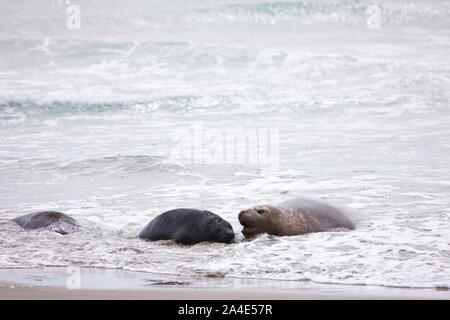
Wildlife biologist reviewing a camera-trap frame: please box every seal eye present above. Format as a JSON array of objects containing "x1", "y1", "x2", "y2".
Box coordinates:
[{"x1": 257, "y1": 209, "x2": 265, "y2": 215}]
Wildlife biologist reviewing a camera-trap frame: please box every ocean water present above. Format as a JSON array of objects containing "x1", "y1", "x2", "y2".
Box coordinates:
[{"x1": 1, "y1": 0, "x2": 450, "y2": 290}]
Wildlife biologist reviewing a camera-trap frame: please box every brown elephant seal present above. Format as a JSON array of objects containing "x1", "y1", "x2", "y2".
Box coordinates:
[
  {"x1": 12, "y1": 211, "x2": 80, "y2": 235},
  {"x1": 238, "y1": 197, "x2": 355, "y2": 238}
]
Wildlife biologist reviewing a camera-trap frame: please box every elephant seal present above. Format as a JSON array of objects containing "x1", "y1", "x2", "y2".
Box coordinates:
[
  {"x1": 238, "y1": 197, "x2": 355, "y2": 238},
  {"x1": 12, "y1": 211, "x2": 80, "y2": 235},
  {"x1": 139, "y1": 208, "x2": 235, "y2": 245}
]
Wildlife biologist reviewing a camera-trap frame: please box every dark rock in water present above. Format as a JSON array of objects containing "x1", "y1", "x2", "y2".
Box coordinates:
[
  {"x1": 12, "y1": 211, "x2": 80, "y2": 235},
  {"x1": 139, "y1": 208, "x2": 235, "y2": 245}
]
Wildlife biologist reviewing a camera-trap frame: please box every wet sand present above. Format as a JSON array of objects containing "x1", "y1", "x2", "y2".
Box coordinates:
[
  {"x1": 0, "y1": 281, "x2": 347, "y2": 300},
  {"x1": 0, "y1": 281, "x2": 433, "y2": 300},
  {"x1": 0, "y1": 267, "x2": 448, "y2": 300}
]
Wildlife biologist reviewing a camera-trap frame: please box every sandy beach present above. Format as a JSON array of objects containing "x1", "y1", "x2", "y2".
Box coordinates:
[
  {"x1": 0, "y1": 267, "x2": 448, "y2": 300},
  {"x1": 0, "y1": 281, "x2": 367, "y2": 300},
  {"x1": 2, "y1": 281, "x2": 446, "y2": 300}
]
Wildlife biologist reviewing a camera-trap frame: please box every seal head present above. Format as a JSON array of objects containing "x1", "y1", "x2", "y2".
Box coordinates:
[
  {"x1": 238, "y1": 205, "x2": 282, "y2": 238},
  {"x1": 202, "y1": 214, "x2": 235, "y2": 244}
]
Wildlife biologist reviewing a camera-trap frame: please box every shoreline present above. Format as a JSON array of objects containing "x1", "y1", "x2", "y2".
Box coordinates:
[
  {"x1": 1, "y1": 280, "x2": 447, "y2": 300},
  {"x1": 0, "y1": 267, "x2": 448, "y2": 300},
  {"x1": 0, "y1": 281, "x2": 371, "y2": 300}
]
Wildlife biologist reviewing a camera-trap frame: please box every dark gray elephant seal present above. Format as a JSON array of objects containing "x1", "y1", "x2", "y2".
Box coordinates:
[
  {"x1": 139, "y1": 208, "x2": 235, "y2": 245},
  {"x1": 12, "y1": 211, "x2": 80, "y2": 235},
  {"x1": 238, "y1": 197, "x2": 355, "y2": 238}
]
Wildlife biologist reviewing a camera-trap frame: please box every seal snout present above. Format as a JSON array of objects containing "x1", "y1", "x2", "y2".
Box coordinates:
[
  {"x1": 223, "y1": 229, "x2": 236, "y2": 243},
  {"x1": 238, "y1": 210, "x2": 250, "y2": 226},
  {"x1": 238, "y1": 209, "x2": 260, "y2": 238},
  {"x1": 238, "y1": 209, "x2": 252, "y2": 220}
]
